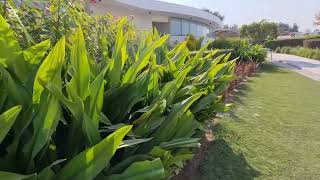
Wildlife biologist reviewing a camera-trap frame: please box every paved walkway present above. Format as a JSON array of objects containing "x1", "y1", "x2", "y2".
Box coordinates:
[{"x1": 269, "y1": 53, "x2": 320, "y2": 81}]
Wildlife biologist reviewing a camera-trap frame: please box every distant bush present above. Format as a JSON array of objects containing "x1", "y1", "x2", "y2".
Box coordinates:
[
  {"x1": 276, "y1": 46, "x2": 320, "y2": 60},
  {"x1": 209, "y1": 38, "x2": 267, "y2": 62},
  {"x1": 303, "y1": 39, "x2": 320, "y2": 49}
]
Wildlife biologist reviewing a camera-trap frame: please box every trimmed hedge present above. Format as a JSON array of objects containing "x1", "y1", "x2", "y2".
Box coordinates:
[
  {"x1": 264, "y1": 39, "x2": 304, "y2": 50},
  {"x1": 265, "y1": 35, "x2": 320, "y2": 50},
  {"x1": 303, "y1": 39, "x2": 320, "y2": 49}
]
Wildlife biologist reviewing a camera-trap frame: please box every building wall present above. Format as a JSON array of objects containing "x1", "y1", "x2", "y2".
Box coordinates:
[
  {"x1": 89, "y1": 1, "x2": 219, "y2": 45},
  {"x1": 153, "y1": 22, "x2": 170, "y2": 34},
  {"x1": 91, "y1": 3, "x2": 154, "y2": 30}
]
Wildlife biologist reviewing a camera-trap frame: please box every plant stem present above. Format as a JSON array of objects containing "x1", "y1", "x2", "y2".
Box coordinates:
[{"x1": 4, "y1": 0, "x2": 7, "y2": 18}]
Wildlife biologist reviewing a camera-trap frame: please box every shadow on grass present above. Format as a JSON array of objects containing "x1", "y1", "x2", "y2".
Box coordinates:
[
  {"x1": 200, "y1": 125, "x2": 261, "y2": 180},
  {"x1": 261, "y1": 63, "x2": 288, "y2": 74}
]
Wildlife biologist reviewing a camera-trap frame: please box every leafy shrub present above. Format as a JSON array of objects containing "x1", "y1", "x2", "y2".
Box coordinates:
[
  {"x1": 0, "y1": 2, "x2": 236, "y2": 179},
  {"x1": 276, "y1": 46, "x2": 320, "y2": 60},
  {"x1": 275, "y1": 47, "x2": 281, "y2": 53},
  {"x1": 4, "y1": 1, "x2": 116, "y2": 62},
  {"x1": 185, "y1": 35, "x2": 204, "y2": 51},
  {"x1": 303, "y1": 39, "x2": 320, "y2": 49},
  {"x1": 249, "y1": 44, "x2": 268, "y2": 62},
  {"x1": 282, "y1": 47, "x2": 292, "y2": 54},
  {"x1": 209, "y1": 38, "x2": 267, "y2": 62}
]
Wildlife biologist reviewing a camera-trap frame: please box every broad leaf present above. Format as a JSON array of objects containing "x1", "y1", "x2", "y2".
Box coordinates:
[
  {"x1": 106, "y1": 159, "x2": 165, "y2": 180},
  {"x1": 153, "y1": 93, "x2": 203, "y2": 143},
  {"x1": 122, "y1": 35, "x2": 169, "y2": 84},
  {"x1": 23, "y1": 40, "x2": 51, "y2": 65},
  {"x1": 0, "y1": 171, "x2": 36, "y2": 180},
  {"x1": 0, "y1": 105, "x2": 22, "y2": 143},
  {"x1": 33, "y1": 37, "x2": 66, "y2": 103},
  {"x1": 54, "y1": 125, "x2": 132, "y2": 180},
  {"x1": 0, "y1": 14, "x2": 21, "y2": 67},
  {"x1": 69, "y1": 27, "x2": 91, "y2": 100}
]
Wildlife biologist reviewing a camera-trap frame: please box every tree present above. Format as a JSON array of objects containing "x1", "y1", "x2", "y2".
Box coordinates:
[
  {"x1": 202, "y1": 8, "x2": 224, "y2": 21},
  {"x1": 290, "y1": 23, "x2": 299, "y2": 32},
  {"x1": 240, "y1": 20, "x2": 278, "y2": 43},
  {"x1": 315, "y1": 12, "x2": 320, "y2": 26},
  {"x1": 231, "y1": 24, "x2": 238, "y2": 30},
  {"x1": 277, "y1": 23, "x2": 299, "y2": 33},
  {"x1": 278, "y1": 22, "x2": 290, "y2": 33},
  {"x1": 223, "y1": 24, "x2": 238, "y2": 30}
]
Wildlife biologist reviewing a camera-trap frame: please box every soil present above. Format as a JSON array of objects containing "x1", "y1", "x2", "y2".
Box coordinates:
[{"x1": 173, "y1": 125, "x2": 215, "y2": 180}]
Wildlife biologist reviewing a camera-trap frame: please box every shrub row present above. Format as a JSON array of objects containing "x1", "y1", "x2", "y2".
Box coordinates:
[
  {"x1": 303, "y1": 39, "x2": 320, "y2": 49},
  {"x1": 265, "y1": 35, "x2": 320, "y2": 50},
  {"x1": 264, "y1": 39, "x2": 304, "y2": 50},
  {"x1": 275, "y1": 46, "x2": 320, "y2": 60},
  {"x1": 0, "y1": 1, "x2": 236, "y2": 179},
  {"x1": 209, "y1": 38, "x2": 268, "y2": 63}
]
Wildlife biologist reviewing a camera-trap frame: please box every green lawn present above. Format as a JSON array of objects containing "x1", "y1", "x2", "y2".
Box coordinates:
[{"x1": 200, "y1": 64, "x2": 320, "y2": 180}]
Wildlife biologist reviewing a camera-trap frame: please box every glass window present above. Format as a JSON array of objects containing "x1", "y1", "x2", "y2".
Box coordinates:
[
  {"x1": 170, "y1": 18, "x2": 182, "y2": 36},
  {"x1": 196, "y1": 24, "x2": 204, "y2": 37},
  {"x1": 189, "y1": 22, "x2": 197, "y2": 36},
  {"x1": 182, "y1": 20, "x2": 190, "y2": 35}
]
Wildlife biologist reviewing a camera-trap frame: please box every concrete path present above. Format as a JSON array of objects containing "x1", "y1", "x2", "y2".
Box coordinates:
[{"x1": 269, "y1": 53, "x2": 320, "y2": 81}]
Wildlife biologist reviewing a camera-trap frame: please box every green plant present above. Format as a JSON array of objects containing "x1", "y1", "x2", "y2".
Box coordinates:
[
  {"x1": 209, "y1": 38, "x2": 267, "y2": 62},
  {"x1": 275, "y1": 47, "x2": 281, "y2": 53},
  {"x1": 0, "y1": 2, "x2": 236, "y2": 178},
  {"x1": 276, "y1": 46, "x2": 320, "y2": 60},
  {"x1": 185, "y1": 35, "x2": 204, "y2": 51},
  {"x1": 4, "y1": 0, "x2": 115, "y2": 62},
  {"x1": 240, "y1": 20, "x2": 278, "y2": 43}
]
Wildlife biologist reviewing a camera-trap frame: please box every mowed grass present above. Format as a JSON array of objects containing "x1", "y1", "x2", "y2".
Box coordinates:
[{"x1": 200, "y1": 64, "x2": 320, "y2": 180}]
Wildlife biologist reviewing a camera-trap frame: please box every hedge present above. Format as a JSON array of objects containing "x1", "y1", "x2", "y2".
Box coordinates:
[
  {"x1": 265, "y1": 35, "x2": 320, "y2": 50},
  {"x1": 264, "y1": 39, "x2": 304, "y2": 50},
  {"x1": 303, "y1": 39, "x2": 320, "y2": 49}
]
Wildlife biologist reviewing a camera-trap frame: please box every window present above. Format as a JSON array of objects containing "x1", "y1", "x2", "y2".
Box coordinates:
[
  {"x1": 170, "y1": 18, "x2": 213, "y2": 37},
  {"x1": 196, "y1": 24, "x2": 204, "y2": 37},
  {"x1": 189, "y1": 22, "x2": 197, "y2": 35},
  {"x1": 170, "y1": 18, "x2": 182, "y2": 36},
  {"x1": 182, "y1": 20, "x2": 190, "y2": 35}
]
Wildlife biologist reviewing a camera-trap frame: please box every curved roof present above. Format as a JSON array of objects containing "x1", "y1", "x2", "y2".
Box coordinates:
[{"x1": 97, "y1": 0, "x2": 222, "y2": 28}]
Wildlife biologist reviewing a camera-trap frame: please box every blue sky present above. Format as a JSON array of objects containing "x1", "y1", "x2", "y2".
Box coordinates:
[{"x1": 159, "y1": 0, "x2": 320, "y2": 32}]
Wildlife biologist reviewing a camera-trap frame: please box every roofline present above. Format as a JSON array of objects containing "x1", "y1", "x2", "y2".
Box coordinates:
[{"x1": 96, "y1": 0, "x2": 223, "y2": 28}]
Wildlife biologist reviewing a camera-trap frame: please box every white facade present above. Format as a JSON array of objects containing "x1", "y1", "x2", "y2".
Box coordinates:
[{"x1": 88, "y1": 0, "x2": 222, "y2": 45}]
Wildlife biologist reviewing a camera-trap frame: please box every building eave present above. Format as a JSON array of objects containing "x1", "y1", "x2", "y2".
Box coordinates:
[{"x1": 95, "y1": 0, "x2": 222, "y2": 28}]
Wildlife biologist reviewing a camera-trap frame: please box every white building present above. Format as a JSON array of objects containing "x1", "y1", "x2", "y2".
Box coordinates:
[{"x1": 87, "y1": 0, "x2": 222, "y2": 45}]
